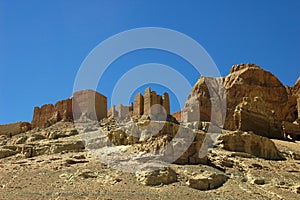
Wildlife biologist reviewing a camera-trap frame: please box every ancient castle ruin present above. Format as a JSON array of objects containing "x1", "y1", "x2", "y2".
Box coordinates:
[
  {"x1": 72, "y1": 89, "x2": 107, "y2": 121},
  {"x1": 1, "y1": 64, "x2": 299, "y2": 141},
  {"x1": 108, "y1": 87, "x2": 170, "y2": 120},
  {"x1": 31, "y1": 90, "x2": 107, "y2": 128}
]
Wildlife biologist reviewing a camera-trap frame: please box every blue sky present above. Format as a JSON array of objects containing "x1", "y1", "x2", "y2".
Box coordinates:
[{"x1": 0, "y1": 0, "x2": 300, "y2": 124}]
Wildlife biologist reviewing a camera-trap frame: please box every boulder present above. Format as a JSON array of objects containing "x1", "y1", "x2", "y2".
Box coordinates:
[
  {"x1": 48, "y1": 129, "x2": 78, "y2": 139},
  {"x1": 171, "y1": 165, "x2": 228, "y2": 190},
  {"x1": 135, "y1": 163, "x2": 177, "y2": 186},
  {"x1": 186, "y1": 172, "x2": 228, "y2": 190},
  {"x1": 50, "y1": 140, "x2": 85, "y2": 154}
]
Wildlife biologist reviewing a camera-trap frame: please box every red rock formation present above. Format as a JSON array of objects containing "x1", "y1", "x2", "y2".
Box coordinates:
[
  {"x1": 184, "y1": 64, "x2": 298, "y2": 139},
  {"x1": 31, "y1": 99, "x2": 72, "y2": 128},
  {"x1": 172, "y1": 110, "x2": 183, "y2": 122},
  {"x1": 224, "y1": 64, "x2": 296, "y2": 129}
]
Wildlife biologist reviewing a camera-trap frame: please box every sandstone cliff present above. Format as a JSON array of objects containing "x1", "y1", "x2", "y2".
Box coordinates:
[{"x1": 183, "y1": 64, "x2": 299, "y2": 140}]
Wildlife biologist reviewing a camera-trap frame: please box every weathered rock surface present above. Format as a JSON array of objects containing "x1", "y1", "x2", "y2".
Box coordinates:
[
  {"x1": 292, "y1": 77, "x2": 300, "y2": 96},
  {"x1": 282, "y1": 121, "x2": 300, "y2": 140},
  {"x1": 0, "y1": 122, "x2": 31, "y2": 136},
  {"x1": 47, "y1": 129, "x2": 78, "y2": 139},
  {"x1": 233, "y1": 97, "x2": 283, "y2": 139},
  {"x1": 217, "y1": 131, "x2": 284, "y2": 160},
  {"x1": 135, "y1": 164, "x2": 177, "y2": 186},
  {"x1": 0, "y1": 147, "x2": 17, "y2": 158},
  {"x1": 183, "y1": 64, "x2": 298, "y2": 140},
  {"x1": 171, "y1": 165, "x2": 228, "y2": 190},
  {"x1": 186, "y1": 172, "x2": 228, "y2": 190}
]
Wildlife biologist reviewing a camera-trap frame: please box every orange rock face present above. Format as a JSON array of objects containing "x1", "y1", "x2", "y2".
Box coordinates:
[
  {"x1": 172, "y1": 110, "x2": 183, "y2": 122},
  {"x1": 223, "y1": 64, "x2": 297, "y2": 129},
  {"x1": 31, "y1": 99, "x2": 72, "y2": 128},
  {"x1": 184, "y1": 64, "x2": 298, "y2": 139}
]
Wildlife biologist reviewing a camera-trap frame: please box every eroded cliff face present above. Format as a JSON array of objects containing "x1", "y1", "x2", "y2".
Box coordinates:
[
  {"x1": 224, "y1": 64, "x2": 297, "y2": 129},
  {"x1": 183, "y1": 64, "x2": 299, "y2": 139}
]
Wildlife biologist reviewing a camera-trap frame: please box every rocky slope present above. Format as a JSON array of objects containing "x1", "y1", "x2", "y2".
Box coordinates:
[
  {"x1": 0, "y1": 64, "x2": 299, "y2": 199},
  {"x1": 0, "y1": 118, "x2": 299, "y2": 199}
]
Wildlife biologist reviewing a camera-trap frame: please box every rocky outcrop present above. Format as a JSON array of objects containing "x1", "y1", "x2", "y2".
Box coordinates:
[
  {"x1": 0, "y1": 147, "x2": 17, "y2": 158},
  {"x1": 233, "y1": 97, "x2": 283, "y2": 139},
  {"x1": 282, "y1": 121, "x2": 300, "y2": 141},
  {"x1": 172, "y1": 165, "x2": 228, "y2": 190},
  {"x1": 225, "y1": 64, "x2": 297, "y2": 128},
  {"x1": 135, "y1": 164, "x2": 177, "y2": 186},
  {"x1": 186, "y1": 171, "x2": 228, "y2": 190},
  {"x1": 183, "y1": 64, "x2": 298, "y2": 139},
  {"x1": 217, "y1": 131, "x2": 284, "y2": 160},
  {"x1": 292, "y1": 77, "x2": 300, "y2": 96},
  {"x1": 172, "y1": 110, "x2": 183, "y2": 122},
  {"x1": 0, "y1": 122, "x2": 31, "y2": 136}
]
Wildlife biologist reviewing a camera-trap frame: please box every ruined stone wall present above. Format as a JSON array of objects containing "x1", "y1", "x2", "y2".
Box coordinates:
[
  {"x1": 163, "y1": 93, "x2": 170, "y2": 115},
  {"x1": 132, "y1": 88, "x2": 171, "y2": 118},
  {"x1": 55, "y1": 99, "x2": 73, "y2": 121},
  {"x1": 32, "y1": 90, "x2": 107, "y2": 128},
  {"x1": 31, "y1": 99, "x2": 73, "y2": 128},
  {"x1": 143, "y1": 88, "x2": 151, "y2": 115},
  {"x1": 108, "y1": 105, "x2": 117, "y2": 118},
  {"x1": 133, "y1": 93, "x2": 144, "y2": 116},
  {"x1": 73, "y1": 90, "x2": 107, "y2": 121},
  {"x1": 118, "y1": 104, "x2": 130, "y2": 119}
]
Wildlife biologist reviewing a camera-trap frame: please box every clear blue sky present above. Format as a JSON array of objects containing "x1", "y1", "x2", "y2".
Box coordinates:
[{"x1": 0, "y1": 0, "x2": 300, "y2": 124}]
